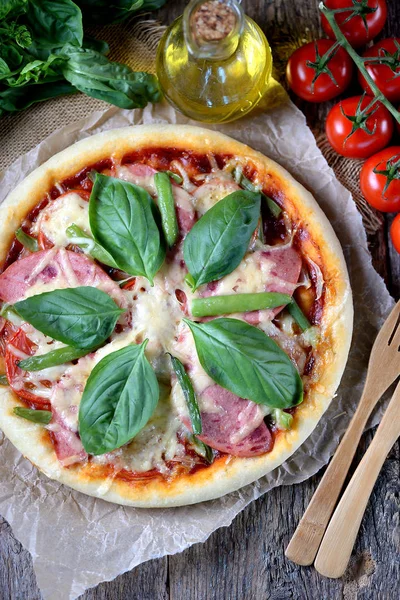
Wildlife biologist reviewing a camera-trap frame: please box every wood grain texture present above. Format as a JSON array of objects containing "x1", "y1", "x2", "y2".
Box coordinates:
[{"x1": 1, "y1": 1, "x2": 399, "y2": 599}]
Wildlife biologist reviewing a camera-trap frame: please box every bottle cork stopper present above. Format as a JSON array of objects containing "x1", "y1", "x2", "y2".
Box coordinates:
[{"x1": 191, "y1": 1, "x2": 237, "y2": 43}]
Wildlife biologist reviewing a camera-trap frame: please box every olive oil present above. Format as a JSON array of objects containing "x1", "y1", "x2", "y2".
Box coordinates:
[{"x1": 156, "y1": 0, "x2": 273, "y2": 123}]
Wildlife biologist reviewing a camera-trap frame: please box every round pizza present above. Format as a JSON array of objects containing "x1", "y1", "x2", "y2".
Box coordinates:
[{"x1": 0, "y1": 125, "x2": 352, "y2": 507}]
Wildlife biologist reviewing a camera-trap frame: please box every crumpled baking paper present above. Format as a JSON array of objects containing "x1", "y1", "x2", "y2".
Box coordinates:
[{"x1": 0, "y1": 97, "x2": 394, "y2": 599}]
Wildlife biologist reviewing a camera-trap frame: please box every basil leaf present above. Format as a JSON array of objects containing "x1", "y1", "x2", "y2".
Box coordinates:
[
  {"x1": 25, "y1": 0, "x2": 83, "y2": 48},
  {"x1": 184, "y1": 317, "x2": 303, "y2": 409},
  {"x1": 89, "y1": 174, "x2": 166, "y2": 284},
  {"x1": 0, "y1": 374, "x2": 8, "y2": 385},
  {"x1": 18, "y1": 345, "x2": 89, "y2": 371},
  {"x1": 235, "y1": 170, "x2": 282, "y2": 218},
  {"x1": 15, "y1": 227, "x2": 38, "y2": 252},
  {"x1": 183, "y1": 190, "x2": 261, "y2": 291},
  {"x1": 76, "y1": 0, "x2": 166, "y2": 25},
  {"x1": 14, "y1": 286, "x2": 124, "y2": 350},
  {"x1": 13, "y1": 407, "x2": 52, "y2": 424},
  {"x1": 61, "y1": 45, "x2": 161, "y2": 109},
  {"x1": 169, "y1": 354, "x2": 202, "y2": 435},
  {"x1": 0, "y1": 80, "x2": 76, "y2": 115},
  {"x1": 66, "y1": 223, "x2": 119, "y2": 269},
  {"x1": 79, "y1": 340, "x2": 159, "y2": 455}
]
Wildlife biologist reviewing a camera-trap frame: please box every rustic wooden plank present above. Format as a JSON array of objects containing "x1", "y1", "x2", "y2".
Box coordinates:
[{"x1": 1, "y1": 1, "x2": 399, "y2": 599}]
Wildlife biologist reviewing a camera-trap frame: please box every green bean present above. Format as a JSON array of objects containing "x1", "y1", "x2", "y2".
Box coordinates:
[
  {"x1": 154, "y1": 172, "x2": 179, "y2": 247},
  {"x1": 191, "y1": 292, "x2": 292, "y2": 318},
  {"x1": 163, "y1": 170, "x2": 183, "y2": 184},
  {"x1": 272, "y1": 409, "x2": 293, "y2": 430},
  {"x1": 66, "y1": 224, "x2": 118, "y2": 268},
  {"x1": 0, "y1": 374, "x2": 8, "y2": 385},
  {"x1": 169, "y1": 354, "x2": 202, "y2": 435},
  {"x1": 236, "y1": 171, "x2": 282, "y2": 218},
  {"x1": 287, "y1": 299, "x2": 311, "y2": 331},
  {"x1": 188, "y1": 434, "x2": 215, "y2": 464},
  {"x1": 15, "y1": 228, "x2": 38, "y2": 252},
  {"x1": 13, "y1": 407, "x2": 52, "y2": 424},
  {"x1": 18, "y1": 346, "x2": 89, "y2": 371}
]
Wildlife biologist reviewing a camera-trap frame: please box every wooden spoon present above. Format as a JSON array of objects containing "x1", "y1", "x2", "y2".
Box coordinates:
[{"x1": 315, "y1": 379, "x2": 400, "y2": 578}]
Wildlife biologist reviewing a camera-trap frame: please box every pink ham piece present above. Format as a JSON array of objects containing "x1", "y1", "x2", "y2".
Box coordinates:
[
  {"x1": 185, "y1": 385, "x2": 273, "y2": 457},
  {"x1": 49, "y1": 408, "x2": 87, "y2": 467},
  {"x1": 0, "y1": 248, "x2": 126, "y2": 306}
]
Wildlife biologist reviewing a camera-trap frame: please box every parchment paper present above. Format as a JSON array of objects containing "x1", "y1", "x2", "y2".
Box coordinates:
[{"x1": 0, "y1": 97, "x2": 394, "y2": 599}]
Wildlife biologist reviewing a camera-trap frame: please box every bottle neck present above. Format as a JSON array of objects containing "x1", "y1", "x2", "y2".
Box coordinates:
[{"x1": 183, "y1": 0, "x2": 244, "y2": 61}]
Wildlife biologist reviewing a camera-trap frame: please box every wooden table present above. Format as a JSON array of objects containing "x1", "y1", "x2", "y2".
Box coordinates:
[{"x1": 1, "y1": 1, "x2": 399, "y2": 598}]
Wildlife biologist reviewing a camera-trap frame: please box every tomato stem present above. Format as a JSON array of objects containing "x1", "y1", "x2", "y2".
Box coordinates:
[{"x1": 319, "y1": 2, "x2": 400, "y2": 124}]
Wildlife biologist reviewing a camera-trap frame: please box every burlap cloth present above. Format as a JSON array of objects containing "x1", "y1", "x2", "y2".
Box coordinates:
[{"x1": 0, "y1": 17, "x2": 383, "y2": 235}]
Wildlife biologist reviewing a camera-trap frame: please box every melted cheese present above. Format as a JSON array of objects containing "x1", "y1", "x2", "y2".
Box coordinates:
[{"x1": 32, "y1": 193, "x2": 90, "y2": 247}]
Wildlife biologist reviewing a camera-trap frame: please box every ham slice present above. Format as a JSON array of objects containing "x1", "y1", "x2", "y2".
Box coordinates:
[
  {"x1": 0, "y1": 248, "x2": 126, "y2": 306},
  {"x1": 185, "y1": 385, "x2": 273, "y2": 457},
  {"x1": 49, "y1": 408, "x2": 87, "y2": 467}
]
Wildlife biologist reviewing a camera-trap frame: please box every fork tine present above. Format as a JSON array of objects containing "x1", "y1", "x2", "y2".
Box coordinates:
[{"x1": 375, "y1": 301, "x2": 400, "y2": 347}]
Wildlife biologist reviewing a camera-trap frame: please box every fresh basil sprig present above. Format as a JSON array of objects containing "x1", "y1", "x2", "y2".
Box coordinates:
[
  {"x1": 14, "y1": 286, "x2": 124, "y2": 350},
  {"x1": 183, "y1": 190, "x2": 261, "y2": 291},
  {"x1": 66, "y1": 223, "x2": 119, "y2": 268},
  {"x1": 89, "y1": 174, "x2": 166, "y2": 284},
  {"x1": 13, "y1": 407, "x2": 52, "y2": 424},
  {"x1": 18, "y1": 345, "x2": 89, "y2": 371},
  {"x1": 79, "y1": 341, "x2": 159, "y2": 455},
  {"x1": 184, "y1": 317, "x2": 303, "y2": 409},
  {"x1": 169, "y1": 354, "x2": 202, "y2": 435}
]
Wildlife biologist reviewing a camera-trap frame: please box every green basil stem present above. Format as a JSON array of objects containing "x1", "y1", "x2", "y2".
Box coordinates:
[
  {"x1": 191, "y1": 292, "x2": 292, "y2": 318},
  {"x1": 15, "y1": 228, "x2": 38, "y2": 252},
  {"x1": 18, "y1": 346, "x2": 89, "y2": 372},
  {"x1": 319, "y1": 2, "x2": 400, "y2": 124},
  {"x1": 237, "y1": 172, "x2": 281, "y2": 218},
  {"x1": 66, "y1": 224, "x2": 118, "y2": 268},
  {"x1": 0, "y1": 374, "x2": 8, "y2": 385},
  {"x1": 163, "y1": 170, "x2": 183, "y2": 184},
  {"x1": 154, "y1": 172, "x2": 179, "y2": 247},
  {"x1": 13, "y1": 407, "x2": 52, "y2": 424},
  {"x1": 169, "y1": 354, "x2": 202, "y2": 435},
  {"x1": 287, "y1": 299, "x2": 311, "y2": 332}
]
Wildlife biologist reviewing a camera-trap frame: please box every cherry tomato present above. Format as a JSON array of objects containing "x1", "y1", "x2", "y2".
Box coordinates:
[
  {"x1": 359, "y1": 38, "x2": 400, "y2": 103},
  {"x1": 321, "y1": 0, "x2": 387, "y2": 48},
  {"x1": 360, "y1": 146, "x2": 400, "y2": 212},
  {"x1": 325, "y1": 95, "x2": 394, "y2": 159},
  {"x1": 390, "y1": 214, "x2": 400, "y2": 253},
  {"x1": 286, "y1": 40, "x2": 353, "y2": 102}
]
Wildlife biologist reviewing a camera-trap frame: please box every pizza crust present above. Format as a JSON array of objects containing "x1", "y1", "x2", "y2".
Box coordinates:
[{"x1": 0, "y1": 125, "x2": 353, "y2": 507}]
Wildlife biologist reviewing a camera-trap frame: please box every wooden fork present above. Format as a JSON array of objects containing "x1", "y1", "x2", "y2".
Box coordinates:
[
  {"x1": 285, "y1": 300, "x2": 400, "y2": 566},
  {"x1": 314, "y1": 378, "x2": 400, "y2": 577}
]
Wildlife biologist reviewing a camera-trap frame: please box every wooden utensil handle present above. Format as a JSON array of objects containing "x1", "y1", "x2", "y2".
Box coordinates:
[
  {"x1": 285, "y1": 389, "x2": 375, "y2": 566},
  {"x1": 315, "y1": 383, "x2": 400, "y2": 578}
]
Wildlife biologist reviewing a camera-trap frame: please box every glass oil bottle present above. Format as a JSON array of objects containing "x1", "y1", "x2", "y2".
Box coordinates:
[{"x1": 156, "y1": 0, "x2": 273, "y2": 123}]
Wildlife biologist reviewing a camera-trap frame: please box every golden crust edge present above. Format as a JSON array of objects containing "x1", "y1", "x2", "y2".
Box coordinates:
[{"x1": 0, "y1": 124, "x2": 353, "y2": 507}]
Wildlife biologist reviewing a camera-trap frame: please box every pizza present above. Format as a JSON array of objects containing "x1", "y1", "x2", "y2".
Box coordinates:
[{"x1": 0, "y1": 125, "x2": 352, "y2": 507}]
